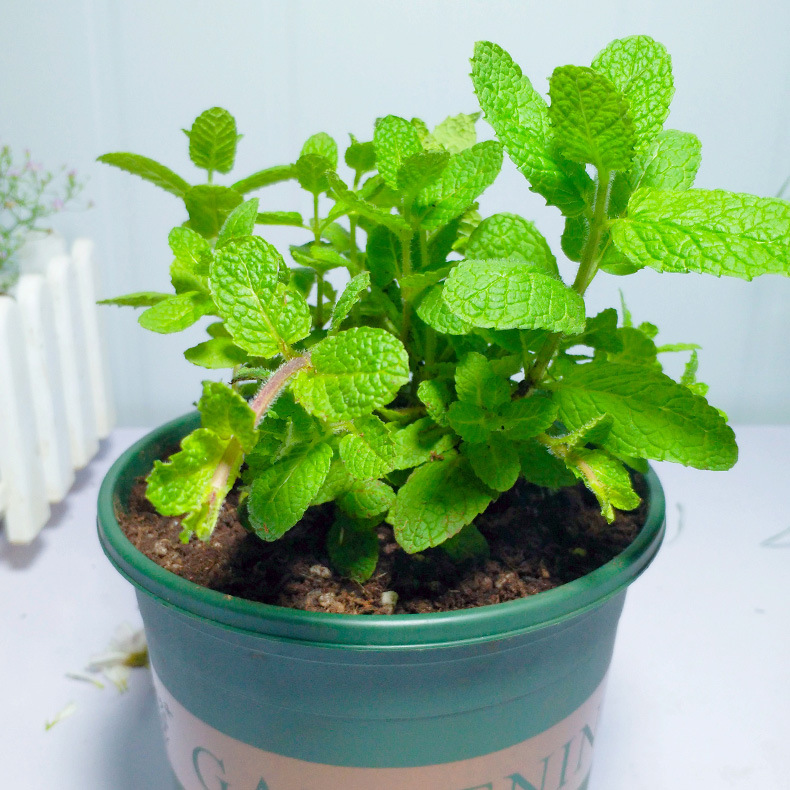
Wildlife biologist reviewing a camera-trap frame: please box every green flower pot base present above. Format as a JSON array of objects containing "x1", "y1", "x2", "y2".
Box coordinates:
[{"x1": 98, "y1": 414, "x2": 665, "y2": 790}]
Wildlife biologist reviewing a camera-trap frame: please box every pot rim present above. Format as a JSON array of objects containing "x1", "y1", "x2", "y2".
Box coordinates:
[{"x1": 97, "y1": 412, "x2": 666, "y2": 650}]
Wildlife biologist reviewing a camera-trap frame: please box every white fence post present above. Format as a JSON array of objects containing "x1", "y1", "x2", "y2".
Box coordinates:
[{"x1": 0, "y1": 234, "x2": 115, "y2": 544}]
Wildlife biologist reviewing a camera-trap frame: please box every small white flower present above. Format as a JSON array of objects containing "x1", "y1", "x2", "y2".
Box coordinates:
[
  {"x1": 45, "y1": 702, "x2": 77, "y2": 731},
  {"x1": 84, "y1": 623, "x2": 149, "y2": 693}
]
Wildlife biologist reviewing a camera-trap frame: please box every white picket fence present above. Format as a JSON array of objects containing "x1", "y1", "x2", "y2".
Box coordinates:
[{"x1": 0, "y1": 233, "x2": 115, "y2": 543}]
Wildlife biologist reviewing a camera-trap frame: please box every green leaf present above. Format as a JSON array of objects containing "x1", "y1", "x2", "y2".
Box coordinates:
[
  {"x1": 247, "y1": 442, "x2": 333, "y2": 541},
  {"x1": 216, "y1": 198, "x2": 259, "y2": 248},
  {"x1": 546, "y1": 413, "x2": 614, "y2": 451},
  {"x1": 327, "y1": 172, "x2": 410, "y2": 234},
  {"x1": 447, "y1": 401, "x2": 493, "y2": 444},
  {"x1": 373, "y1": 115, "x2": 423, "y2": 190},
  {"x1": 565, "y1": 308, "x2": 621, "y2": 353},
  {"x1": 146, "y1": 428, "x2": 243, "y2": 541},
  {"x1": 138, "y1": 291, "x2": 213, "y2": 333},
  {"x1": 463, "y1": 434, "x2": 521, "y2": 492},
  {"x1": 301, "y1": 132, "x2": 338, "y2": 169},
  {"x1": 564, "y1": 448, "x2": 641, "y2": 522},
  {"x1": 197, "y1": 381, "x2": 258, "y2": 453},
  {"x1": 184, "y1": 185, "x2": 244, "y2": 238},
  {"x1": 339, "y1": 415, "x2": 397, "y2": 479},
  {"x1": 455, "y1": 351, "x2": 511, "y2": 410},
  {"x1": 184, "y1": 337, "x2": 248, "y2": 369},
  {"x1": 397, "y1": 151, "x2": 450, "y2": 196},
  {"x1": 415, "y1": 285, "x2": 472, "y2": 335},
  {"x1": 441, "y1": 524, "x2": 490, "y2": 562},
  {"x1": 185, "y1": 107, "x2": 239, "y2": 174},
  {"x1": 291, "y1": 327, "x2": 409, "y2": 420},
  {"x1": 390, "y1": 453, "x2": 493, "y2": 553},
  {"x1": 365, "y1": 225, "x2": 400, "y2": 286},
  {"x1": 169, "y1": 226, "x2": 212, "y2": 274},
  {"x1": 96, "y1": 153, "x2": 190, "y2": 198},
  {"x1": 295, "y1": 153, "x2": 334, "y2": 195},
  {"x1": 611, "y1": 188, "x2": 790, "y2": 279},
  {"x1": 471, "y1": 41, "x2": 591, "y2": 215},
  {"x1": 443, "y1": 260, "x2": 586, "y2": 333},
  {"x1": 331, "y1": 272, "x2": 370, "y2": 332},
  {"x1": 231, "y1": 164, "x2": 296, "y2": 194},
  {"x1": 465, "y1": 213, "x2": 559, "y2": 278},
  {"x1": 390, "y1": 417, "x2": 456, "y2": 469},
  {"x1": 327, "y1": 515, "x2": 380, "y2": 583},
  {"x1": 210, "y1": 236, "x2": 311, "y2": 357},
  {"x1": 98, "y1": 292, "x2": 169, "y2": 308},
  {"x1": 255, "y1": 211, "x2": 304, "y2": 227},
  {"x1": 606, "y1": 326, "x2": 659, "y2": 367},
  {"x1": 413, "y1": 141, "x2": 503, "y2": 230},
  {"x1": 518, "y1": 439, "x2": 576, "y2": 488},
  {"x1": 548, "y1": 65, "x2": 635, "y2": 172},
  {"x1": 591, "y1": 35, "x2": 674, "y2": 151},
  {"x1": 345, "y1": 136, "x2": 377, "y2": 175},
  {"x1": 432, "y1": 113, "x2": 479, "y2": 154},
  {"x1": 337, "y1": 478, "x2": 395, "y2": 520},
  {"x1": 497, "y1": 395, "x2": 559, "y2": 440},
  {"x1": 417, "y1": 379, "x2": 452, "y2": 427},
  {"x1": 551, "y1": 361, "x2": 738, "y2": 470}
]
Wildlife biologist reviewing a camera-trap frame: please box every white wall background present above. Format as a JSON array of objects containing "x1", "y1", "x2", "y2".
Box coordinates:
[{"x1": 2, "y1": 0, "x2": 789, "y2": 426}]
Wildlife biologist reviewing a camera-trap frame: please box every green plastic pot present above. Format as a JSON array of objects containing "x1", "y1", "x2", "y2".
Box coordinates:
[{"x1": 97, "y1": 413, "x2": 666, "y2": 790}]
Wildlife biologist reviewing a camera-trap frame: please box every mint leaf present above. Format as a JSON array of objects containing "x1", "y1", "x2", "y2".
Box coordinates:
[
  {"x1": 441, "y1": 524, "x2": 490, "y2": 561},
  {"x1": 551, "y1": 361, "x2": 738, "y2": 469},
  {"x1": 301, "y1": 132, "x2": 338, "y2": 169},
  {"x1": 365, "y1": 225, "x2": 400, "y2": 286},
  {"x1": 184, "y1": 185, "x2": 244, "y2": 238},
  {"x1": 497, "y1": 395, "x2": 558, "y2": 440},
  {"x1": 138, "y1": 292, "x2": 213, "y2": 333},
  {"x1": 397, "y1": 151, "x2": 450, "y2": 196},
  {"x1": 465, "y1": 213, "x2": 559, "y2": 278},
  {"x1": 339, "y1": 415, "x2": 397, "y2": 479},
  {"x1": 548, "y1": 65, "x2": 635, "y2": 172},
  {"x1": 197, "y1": 381, "x2": 258, "y2": 453},
  {"x1": 216, "y1": 198, "x2": 259, "y2": 248},
  {"x1": 591, "y1": 35, "x2": 673, "y2": 151},
  {"x1": 311, "y1": 459, "x2": 354, "y2": 506},
  {"x1": 373, "y1": 115, "x2": 423, "y2": 190},
  {"x1": 471, "y1": 41, "x2": 591, "y2": 215},
  {"x1": 432, "y1": 113, "x2": 478, "y2": 154},
  {"x1": 256, "y1": 211, "x2": 305, "y2": 227},
  {"x1": 291, "y1": 327, "x2": 409, "y2": 420},
  {"x1": 146, "y1": 427, "x2": 243, "y2": 541},
  {"x1": 415, "y1": 285, "x2": 472, "y2": 335},
  {"x1": 390, "y1": 417, "x2": 456, "y2": 469},
  {"x1": 295, "y1": 153, "x2": 334, "y2": 195},
  {"x1": 231, "y1": 164, "x2": 296, "y2": 194},
  {"x1": 463, "y1": 434, "x2": 521, "y2": 491},
  {"x1": 519, "y1": 440, "x2": 576, "y2": 488},
  {"x1": 564, "y1": 448, "x2": 640, "y2": 522},
  {"x1": 413, "y1": 141, "x2": 503, "y2": 230},
  {"x1": 98, "y1": 292, "x2": 169, "y2": 308},
  {"x1": 416, "y1": 379, "x2": 451, "y2": 427},
  {"x1": 169, "y1": 226, "x2": 212, "y2": 274},
  {"x1": 345, "y1": 136, "x2": 377, "y2": 175},
  {"x1": 247, "y1": 443, "x2": 333, "y2": 541},
  {"x1": 447, "y1": 402, "x2": 493, "y2": 443},
  {"x1": 210, "y1": 236, "x2": 311, "y2": 357},
  {"x1": 390, "y1": 453, "x2": 493, "y2": 553},
  {"x1": 337, "y1": 478, "x2": 395, "y2": 520},
  {"x1": 185, "y1": 107, "x2": 239, "y2": 174},
  {"x1": 611, "y1": 188, "x2": 790, "y2": 279},
  {"x1": 184, "y1": 337, "x2": 248, "y2": 369},
  {"x1": 443, "y1": 260, "x2": 586, "y2": 333},
  {"x1": 331, "y1": 272, "x2": 370, "y2": 332},
  {"x1": 97, "y1": 153, "x2": 190, "y2": 197},
  {"x1": 327, "y1": 514, "x2": 379, "y2": 583},
  {"x1": 455, "y1": 351, "x2": 511, "y2": 410},
  {"x1": 327, "y1": 172, "x2": 410, "y2": 234}
]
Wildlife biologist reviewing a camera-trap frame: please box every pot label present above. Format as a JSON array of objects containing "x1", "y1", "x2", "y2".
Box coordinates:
[{"x1": 154, "y1": 669, "x2": 605, "y2": 790}]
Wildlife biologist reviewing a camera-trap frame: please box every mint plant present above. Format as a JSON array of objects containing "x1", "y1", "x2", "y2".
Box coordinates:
[{"x1": 100, "y1": 36, "x2": 790, "y2": 583}]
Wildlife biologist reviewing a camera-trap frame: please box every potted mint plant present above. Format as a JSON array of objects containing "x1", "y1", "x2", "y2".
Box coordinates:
[{"x1": 97, "y1": 35, "x2": 789, "y2": 790}]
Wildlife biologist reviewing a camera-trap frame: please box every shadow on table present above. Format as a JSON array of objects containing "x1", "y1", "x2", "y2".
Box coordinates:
[{"x1": 96, "y1": 671, "x2": 174, "y2": 789}]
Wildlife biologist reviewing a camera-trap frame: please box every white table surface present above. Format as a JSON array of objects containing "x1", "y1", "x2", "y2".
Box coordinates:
[{"x1": 1, "y1": 426, "x2": 788, "y2": 789}]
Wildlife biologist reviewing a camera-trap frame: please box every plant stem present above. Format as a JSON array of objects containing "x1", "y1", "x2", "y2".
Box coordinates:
[
  {"x1": 250, "y1": 354, "x2": 312, "y2": 425},
  {"x1": 525, "y1": 167, "x2": 612, "y2": 389},
  {"x1": 313, "y1": 192, "x2": 325, "y2": 328}
]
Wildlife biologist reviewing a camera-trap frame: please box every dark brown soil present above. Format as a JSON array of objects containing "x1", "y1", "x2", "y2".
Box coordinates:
[{"x1": 118, "y1": 474, "x2": 647, "y2": 615}]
